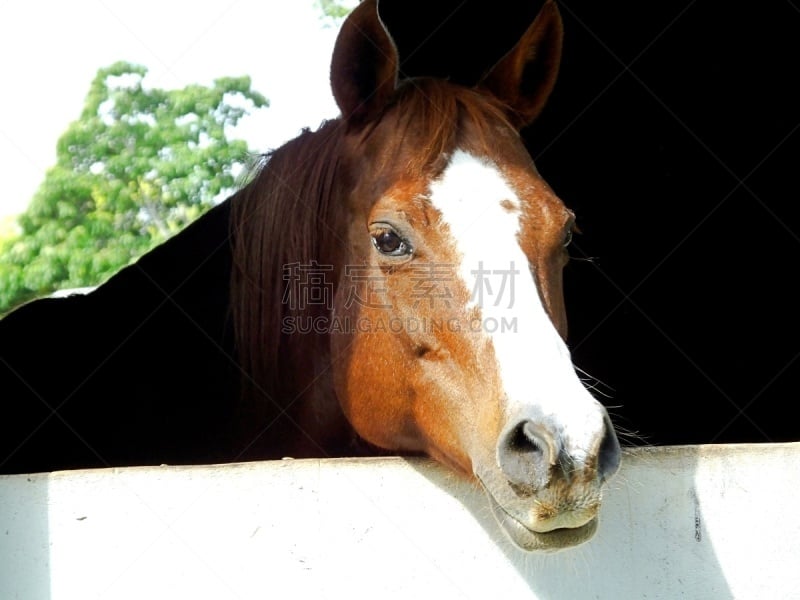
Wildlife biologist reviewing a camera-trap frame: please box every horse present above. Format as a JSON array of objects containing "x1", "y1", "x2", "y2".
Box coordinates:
[{"x1": 0, "y1": 0, "x2": 620, "y2": 552}]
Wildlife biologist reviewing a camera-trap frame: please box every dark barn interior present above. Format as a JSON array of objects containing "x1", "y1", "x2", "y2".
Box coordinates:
[{"x1": 380, "y1": 0, "x2": 799, "y2": 446}]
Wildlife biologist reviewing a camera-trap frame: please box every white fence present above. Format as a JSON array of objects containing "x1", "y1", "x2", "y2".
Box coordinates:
[{"x1": 2, "y1": 443, "x2": 799, "y2": 599}]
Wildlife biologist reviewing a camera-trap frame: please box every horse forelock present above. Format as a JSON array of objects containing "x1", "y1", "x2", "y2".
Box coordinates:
[{"x1": 362, "y1": 78, "x2": 518, "y2": 178}]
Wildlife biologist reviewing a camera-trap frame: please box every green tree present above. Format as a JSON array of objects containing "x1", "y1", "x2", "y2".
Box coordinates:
[
  {"x1": 315, "y1": 0, "x2": 355, "y2": 24},
  {"x1": 0, "y1": 61, "x2": 267, "y2": 314}
]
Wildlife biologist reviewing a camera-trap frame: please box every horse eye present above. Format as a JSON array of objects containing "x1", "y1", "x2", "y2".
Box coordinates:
[
  {"x1": 563, "y1": 218, "x2": 581, "y2": 248},
  {"x1": 371, "y1": 228, "x2": 411, "y2": 257}
]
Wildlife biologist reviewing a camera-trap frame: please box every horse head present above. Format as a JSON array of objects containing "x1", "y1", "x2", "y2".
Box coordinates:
[{"x1": 326, "y1": 0, "x2": 621, "y2": 551}]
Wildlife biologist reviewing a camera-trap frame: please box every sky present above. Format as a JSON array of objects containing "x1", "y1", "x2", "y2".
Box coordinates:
[{"x1": 0, "y1": 0, "x2": 356, "y2": 222}]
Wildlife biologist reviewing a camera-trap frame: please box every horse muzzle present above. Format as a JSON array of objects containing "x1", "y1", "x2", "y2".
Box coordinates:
[{"x1": 476, "y1": 411, "x2": 621, "y2": 552}]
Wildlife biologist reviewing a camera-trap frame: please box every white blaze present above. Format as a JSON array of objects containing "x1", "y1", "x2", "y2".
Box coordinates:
[{"x1": 428, "y1": 150, "x2": 605, "y2": 463}]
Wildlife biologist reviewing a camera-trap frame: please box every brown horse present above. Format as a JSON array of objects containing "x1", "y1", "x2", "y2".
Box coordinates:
[
  {"x1": 0, "y1": 0, "x2": 619, "y2": 552},
  {"x1": 230, "y1": 0, "x2": 620, "y2": 551}
]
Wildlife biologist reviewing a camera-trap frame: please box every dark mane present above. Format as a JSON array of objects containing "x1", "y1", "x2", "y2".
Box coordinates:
[
  {"x1": 230, "y1": 119, "x2": 345, "y2": 413},
  {"x1": 229, "y1": 78, "x2": 515, "y2": 412}
]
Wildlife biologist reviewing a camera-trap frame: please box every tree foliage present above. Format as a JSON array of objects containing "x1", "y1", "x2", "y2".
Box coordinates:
[
  {"x1": 315, "y1": 0, "x2": 355, "y2": 24},
  {"x1": 0, "y1": 61, "x2": 267, "y2": 314}
]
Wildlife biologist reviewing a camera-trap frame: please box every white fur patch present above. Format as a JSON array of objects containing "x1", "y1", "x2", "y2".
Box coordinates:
[{"x1": 428, "y1": 150, "x2": 605, "y2": 463}]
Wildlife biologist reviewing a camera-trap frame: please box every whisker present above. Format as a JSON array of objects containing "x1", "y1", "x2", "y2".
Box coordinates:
[
  {"x1": 569, "y1": 255, "x2": 598, "y2": 263},
  {"x1": 574, "y1": 365, "x2": 616, "y2": 399}
]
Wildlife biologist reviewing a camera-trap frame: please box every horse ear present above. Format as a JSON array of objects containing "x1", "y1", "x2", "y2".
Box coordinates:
[
  {"x1": 478, "y1": 0, "x2": 563, "y2": 129},
  {"x1": 330, "y1": 0, "x2": 398, "y2": 124}
]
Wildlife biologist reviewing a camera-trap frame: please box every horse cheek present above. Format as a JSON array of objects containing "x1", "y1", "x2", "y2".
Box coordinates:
[{"x1": 330, "y1": 322, "x2": 411, "y2": 451}]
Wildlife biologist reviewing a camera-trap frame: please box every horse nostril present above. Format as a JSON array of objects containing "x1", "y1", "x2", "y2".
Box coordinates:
[
  {"x1": 497, "y1": 420, "x2": 556, "y2": 493},
  {"x1": 597, "y1": 414, "x2": 622, "y2": 481}
]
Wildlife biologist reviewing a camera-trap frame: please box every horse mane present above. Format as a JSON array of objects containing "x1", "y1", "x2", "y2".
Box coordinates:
[
  {"x1": 230, "y1": 118, "x2": 345, "y2": 414},
  {"x1": 229, "y1": 78, "x2": 514, "y2": 411}
]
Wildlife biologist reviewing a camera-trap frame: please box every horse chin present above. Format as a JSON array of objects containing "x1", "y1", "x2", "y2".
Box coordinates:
[{"x1": 480, "y1": 482, "x2": 599, "y2": 552}]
